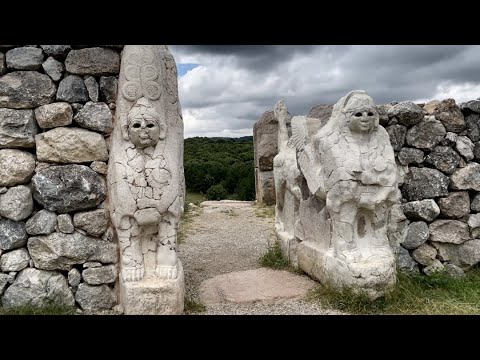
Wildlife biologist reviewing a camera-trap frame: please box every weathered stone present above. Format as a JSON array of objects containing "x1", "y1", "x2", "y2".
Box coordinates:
[
  {"x1": 0, "y1": 149, "x2": 35, "y2": 187},
  {"x1": 34, "y1": 102, "x2": 73, "y2": 129},
  {"x1": 71, "y1": 103, "x2": 83, "y2": 114},
  {"x1": 75, "y1": 283, "x2": 116, "y2": 310},
  {"x1": 464, "y1": 113, "x2": 480, "y2": 142},
  {"x1": 255, "y1": 169, "x2": 275, "y2": 206},
  {"x1": 0, "y1": 273, "x2": 8, "y2": 295},
  {"x1": 471, "y1": 193, "x2": 480, "y2": 212},
  {"x1": 42, "y1": 57, "x2": 64, "y2": 82},
  {"x1": 90, "y1": 161, "x2": 108, "y2": 175},
  {"x1": 1, "y1": 268, "x2": 74, "y2": 309},
  {"x1": 397, "y1": 246, "x2": 419, "y2": 273},
  {"x1": 0, "y1": 108, "x2": 38, "y2": 149},
  {"x1": 0, "y1": 185, "x2": 33, "y2": 221},
  {"x1": 0, "y1": 71, "x2": 56, "y2": 109},
  {"x1": 68, "y1": 268, "x2": 81, "y2": 287},
  {"x1": 56, "y1": 75, "x2": 89, "y2": 103},
  {"x1": 444, "y1": 263, "x2": 465, "y2": 278},
  {"x1": 402, "y1": 221, "x2": 429, "y2": 250},
  {"x1": 429, "y1": 219, "x2": 470, "y2": 244},
  {"x1": 99, "y1": 76, "x2": 118, "y2": 103},
  {"x1": 0, "y1": 218, "x2": 27, "y2": 251},
  {"x1": 424, "y1": 146, "x2": 461, "y2": 174},
  {"x1": 0, "y1": 52, "x2": 6, "y2": 75},
  {"x1": 40, "y1": 45, "x2": 71, "y2": 59},
  {"x1": 57, "y1": 214, "x2": 74, "y2": 233},
  {"x1": 7, "y1": 272, "x2": 16, "y2": 283},
  {"x1": 73, "y1": 209, "x2": 109, "y2": 237},
  {"x1": 5, "y1": 47, "x2": 44, "y2": 70},
  {"x1": 32, "y1": 165, "x2": 107, "y2": 213},
  {"x1": 26, "y1": 209, "x2": 57, "y2": 235},
  {"x1": 411, "y1": 243, "x2": 437, "y2": 266},
  {"x1": 468, "y1": 213, "x2": 480, "y2": 238},
  {"x1": 450, "y1": 163, "x2": 480, "y2": 191},
  {"x1": 402, "y1": 167, "x2": 449, "y2": 201},
  {"x1": 254, "y1": 110, "x2": 278, "y2": 171},
  {"x1": 27, "y1": 232, "x2": 117, "y2": 271},
  {"x1": 0, "y1": 187, "x2": 6, "y2": 194},
  {"x1": 461, "y1": 100, "x2": 480, "y2": 114},
  {"x1": 73, "y1": 101, "x2": 113, "y2": 133},
  {"x1": 376, "y1": 104, "x2": 391, "y2": 126},
  {"x1": 0, "y1": 248, "x2": 30, "y2": 272},
  {"x1": 65, "y1": 48, "x2": 120, "y2": 76},
  {"x1": 406, "y1": 116, "x2": 446, "y2": 150},
  {"x1": 385, "y1": 124, "x2": 406, "y2": 151},
  {"x1": 440, "y1": 132, "x2": 457, "y2": 147},
  {"x1": 82, "y1": 265, "x2": 117, "y2": 285},
  {"x1": 402, "y1": 199, "x2": 440, "y2": 222},
  {"x1": 423, "y1": 99, "x2": 465, "y2": 132},
  {"x1": 387, "y1": 101, "x2": 424, "y2": 126},
  {"x1": 437, "y1": 192, "x2": 470, "y2": 219},
  {"x1": 456, "y1": 136, "x2": 474, "y2": 160},
  {"x1": 387, "y1": 204, "x2": 409, "y2": 253},
  {"x1": 84, "y1": 77, "x2": 99, "y2": 102},
  {"x1": 307, "y1": 104, "x2": 333, "y2": 124},
  {"x1": 398, "y1": 147, "x2": 424, "y2": 165},
  {"x1": 423, "y1": 259, "x2": 445, "y2": 276},
  {"x1": 83, "y1": 261, "x2": 102, "y2": 268},
  {"x1": 36, "y1": 127, "x2": 109, "y2": 163},
  {"x1": 432, "y1": 240, "x2": 480, "y2": 268}
]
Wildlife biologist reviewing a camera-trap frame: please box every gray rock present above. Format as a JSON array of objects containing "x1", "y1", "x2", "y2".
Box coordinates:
[
  {"x1": 0, "y1": 52, "x2": 6, "y2": 75},
  {"x1": 82, "y1": 265, "x2": 117, "y2": 285},
  {"x1": 90, "y1": 161, "x2": 108, "y2": 175},
  {"x1": 27, "y1": 232, "x2": 118, "y2": 271},
  {"x1": 387, "y1": 101, "x2": 424, "y2": 126},
  {"x1": 439, "y1": 132, "x2": 458, "y2": 147},
  {"x1": 437, "y1": 192, "x2": 470, "y2": 219},
  {"x1": 34, "y1": 102, "x2": 73, "y2": 129},
  {"x1": 57, "y1": 214, "x2": 74, "y2": 234},
  {"x1": 40, "y1": 45, "x2": 71, "y2": 59},
  {"x1": 71, "y1": 103, "x2": 83, "y2": 114},
  {"x1": 0, "y1": 248, "x2": 30, "y2": 272},
  {"x1": 467, "y1": 213, "x2": 480, "y2": 238},
  {"x1": 471, "y1": 193, "x2": 480, "y2": 212},
  {"x1": 68, "y1": 268, "x2": 81, "y2": 287},
  {"x1": 75, "y1": 283, "x2": 116, "y2": 310},
  {"x1": 0, "y1": 187, "x2": 6, "y2": 194},
  {"x1": 397, "y1": 147, "x2": 424, "y2": 165},
  {"x1": 65, "y1": 48, "x2": 120, "y2": 76},
  {"x1": 402, "y1": 199, "x2": 440, "y2": 222},
  {"x1": 385, "y1": 125, "x2": 406, "y2": 151},
  {"x1": 83, "y1": 261, "x2": 102, "y2": 268},
  {"x1": 406, "y1": 116, "x2": 446, "y2": 150},
  {"x1": 31, "y1": 165, "x2": 107, "y2": 213},
  {"x1": 73, "y1": 102, "x2": 113, "y2": 133},
  {"x1": 56, "y1": 75, "x2": 89, "y2": 103},
  {"x1": 424, "y1": 146, "x2": 461, "y2": 174},
  {"x1": 402, "y1": 221, "x2": 429, "y2": 250},
  {"x1": 7, "y1": 272, "x2": 16, "y2": 283},
  {"x1": 84, "y1": 76, "x2": 99, "y2": 102},
  {"x1": 432, "y1": 240, "x2": 480, "y2": 269},
  {"x1": 26, "y1": 209, "x2": 57, "y2": 235},
  {"x1": 0, "y1": 108, "x2": 38, "y2": 149},
  {"x1": 35, "y1": 127, "x2": 109, "y2": 163},
  {"x1": 429, "y1": 219, "x2": 470, "y2": 244},
  {"x1": 0, "y1": 273, "x2": 8, "y2": 295},
  {"x1": 456, "y1": 136, "x2": 474, "y2": 160},
  {"x1": 254, "y1": 110, "x2": 279, "y2": 171},
  {"x1": 376, "y1": 104, "x2": 391, "y2": 126},
  {"x1": 0, "y1": 218, "x2": 27, "y2": 250},
  {"x1": 402, "y1": 167, "x2": 449, "y2": 201},
  {"x1": 42, "y1": 57, "x2": 64, "y2": 81},
  {"x1": 0, "y1": 71, "x2": 56, "y2": 109},
  {"x1": 450, "y1": 163, "x2": 480, "y2": 191},
  {"x1": 1, "y1": 268, "x2": 74, "y2": 309},
  {"x1": 464, "y1": 113, "x2": 480, "y2": 142},
  {"x1": 73, "y1": 208, "x2": 109, "y2": 236},
  {"x1": 397, "y1": 246, "x2": 419, "y2": 273},
  {"x1": 423, "y1": 259, "x2": 445, "y2": 276},
  {"x1": 461, "y1": 100, "x2": 480, "y2": 114},
  {"x1": 411, "y1": 243, "x2": 437, "y2": 266},
  {"x1": 0, "y1": 149, "x2": 35, "y2": 186},
  {"x1": 307, "y1": 104, "x2": 333, "y2": 123},
  {"x1": 0, "y1": 185, "x2": 33, "y2": 221},
  {"x1": 6, "y1": 47, "x2": 44, "y2": 70},
  {"x1": 444, "y1": 263, "x2": 465, "y2": 278},
  {"x1": 99, "y1": 76, "x2": 118, "y2": 103},
  {"x1": 474, "y1": 142, "x2": 480, "y2": 162},
  {"x1": 423, "y1": 99, "x2": 465, "y2": 133}
]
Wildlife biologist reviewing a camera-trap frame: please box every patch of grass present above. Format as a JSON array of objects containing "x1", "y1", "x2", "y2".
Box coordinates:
[
  {"x1": 307, "y1": 267, "x2": 480, "y2": 315},
  {"x1": 254, "y1": 204, "x2": 275, "y2": 219},
  {"x1": 185, "y1": 191, "x2": 206, "y2": 206},
  {"x1": 259, "y1": 242, "x2": 290, "y2": 270},
  {"x1": 0, "y1": 304, "x2": 76, "y2": 315},
  {"x1": 184, "y1": 297, "x2": 206, "y2": 314}
]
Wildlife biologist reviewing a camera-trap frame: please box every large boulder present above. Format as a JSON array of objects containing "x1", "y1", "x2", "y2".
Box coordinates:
[
  {"x1": 0, "y1": 71, "x2": 56, "y2": 108},
  {"x1": 0, "y1": 108, "x2": 38, "y2": 148}
]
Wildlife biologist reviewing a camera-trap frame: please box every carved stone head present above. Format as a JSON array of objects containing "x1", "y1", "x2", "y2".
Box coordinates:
[
  {"x1": 122, "y1": 97, "x2": 167, "y2": 148},
  {"x1": 341, "y1": 91, "x2": 379, "y2": 133},
  {"x1": 274, "y1": 100, "x2": 287, "y2": 119}
]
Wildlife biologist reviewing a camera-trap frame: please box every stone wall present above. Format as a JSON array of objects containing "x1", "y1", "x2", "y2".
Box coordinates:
[{"x1": 0, "y1": 45, "x2": 122, "y2": 312}]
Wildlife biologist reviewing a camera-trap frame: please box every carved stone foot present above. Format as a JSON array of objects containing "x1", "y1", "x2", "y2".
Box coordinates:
[
  {"x1": 122, "y1": 265, "x2": 145, "y2": 282},
  {"x1": 155, "y1": 264, "x2": 178, "y2": 279}
]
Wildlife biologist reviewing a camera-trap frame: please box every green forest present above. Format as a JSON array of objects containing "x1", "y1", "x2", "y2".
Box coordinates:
[{"x1": 184, "y1": 136, "x2": 255, "y2": 201}]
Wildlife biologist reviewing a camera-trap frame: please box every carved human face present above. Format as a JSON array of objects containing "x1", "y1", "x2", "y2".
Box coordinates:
[
  {"x1": 128, "y1": 113, "x2": 161, "y2": 148},
  {"x1": 346, "y1": 107, "x2": 378, "y2": 133}
]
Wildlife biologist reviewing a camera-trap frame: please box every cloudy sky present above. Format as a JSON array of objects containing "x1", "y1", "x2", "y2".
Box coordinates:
[{"x1": 169, "y1": 45, "x2": 480, "y2": 139}]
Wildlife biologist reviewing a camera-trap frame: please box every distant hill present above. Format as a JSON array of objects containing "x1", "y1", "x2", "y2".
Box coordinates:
[{"x1": 186, "y1": 136, "x2": 253, "y2": 142}]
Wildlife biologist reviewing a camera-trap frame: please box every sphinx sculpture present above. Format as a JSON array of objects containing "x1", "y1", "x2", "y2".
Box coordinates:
[
  {"x1": 108, "y1": 45, "x2": 185, "y2": 314},
  {"x1": 274, "y1": 90, "x2": 398, "y2": 299}
]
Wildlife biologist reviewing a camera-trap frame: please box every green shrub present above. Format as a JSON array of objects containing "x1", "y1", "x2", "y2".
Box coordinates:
[{"x1": 206, "y1": 184, "x2": 228, "y2": 200}]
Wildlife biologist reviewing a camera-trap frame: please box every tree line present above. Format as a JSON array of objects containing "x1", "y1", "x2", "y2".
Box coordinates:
[{"x1": 184, "y1": 136, "x2": 255, "y2": 201}]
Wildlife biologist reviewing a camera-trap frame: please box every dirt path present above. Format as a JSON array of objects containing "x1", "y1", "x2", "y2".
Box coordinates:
[{"x1": 178, "y1": 200, "x2": 343, "y2": 315}]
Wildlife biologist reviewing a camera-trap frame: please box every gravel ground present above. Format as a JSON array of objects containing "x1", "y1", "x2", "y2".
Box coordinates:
[{"x1": 178, "y1": 200, "x2": 344, "y2": 315}]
